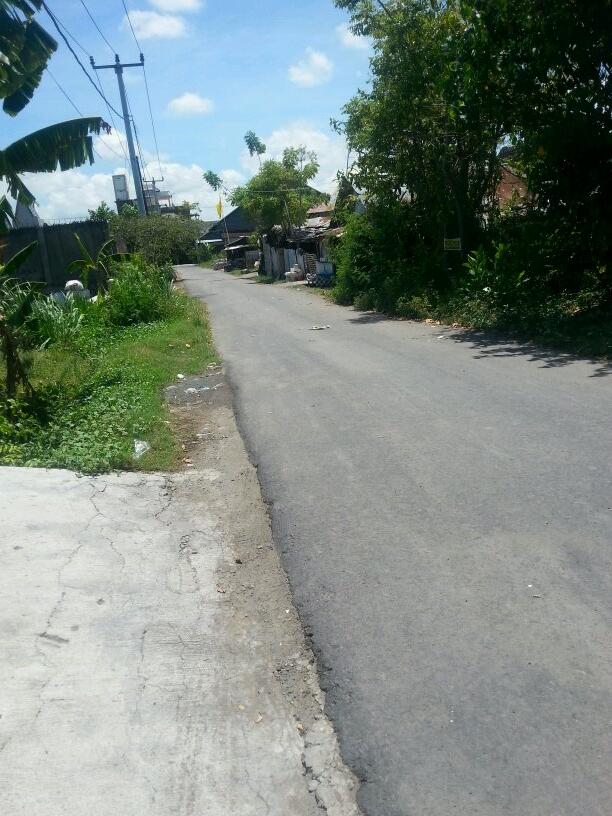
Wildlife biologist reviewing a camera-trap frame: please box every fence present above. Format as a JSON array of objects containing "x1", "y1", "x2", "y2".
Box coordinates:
[{"x1": 4, "y1": 220, "x2": 109, "y2": 290}]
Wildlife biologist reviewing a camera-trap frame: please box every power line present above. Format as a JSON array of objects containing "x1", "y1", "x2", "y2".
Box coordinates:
[
  {"x1": 46, "y1": 69, "x2": 83, "y2": 117},
  {"x1": 121, "y1": 0, "x2": 142, "y2": 52},
  {"x1": 41, "y1": 1, "x2": 124, "y2": 119},
  {"x1": 79, "y1": 0, "x2": 115, "y2": 55},
  {"x1": 122, "y1": 0, "x2": 161, "y2": 181},
  {"x1": 142, "y1": 64, "x2": 163, "y2": 179},
  {"x1": 47, "y1": 10, "x2": 89, "y2": 58},
  {"x1": 46, "y1": 68, "x2": 123, "y2": 162}
]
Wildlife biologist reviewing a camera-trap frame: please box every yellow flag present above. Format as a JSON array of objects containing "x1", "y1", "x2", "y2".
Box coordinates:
[{"x1": 216, "y1": 197, "x2": 223, "y2": 219}]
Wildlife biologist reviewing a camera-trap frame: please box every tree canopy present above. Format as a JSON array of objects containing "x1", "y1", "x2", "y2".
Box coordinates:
[
  {"x1": 333, "y1": 0, "x2": 612, "y2": 299},
  {"x1": 229, "y1": 147, "x2": 323, "y2": 232},
  {"x1": 244, "y1": 130, "x2": 266, "y2": 166},
  {"x1": 205, "y1": 145, "x2": 325, "y2": 232}
]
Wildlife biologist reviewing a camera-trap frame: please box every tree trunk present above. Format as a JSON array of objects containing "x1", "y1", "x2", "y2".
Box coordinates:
[{"x1": 0, "y1": 318, "x2": 31, "y2": 399}]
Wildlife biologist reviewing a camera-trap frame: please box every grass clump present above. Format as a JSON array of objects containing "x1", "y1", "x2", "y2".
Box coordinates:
[{"x1": 1, "y1": 258, "x2": 216, "y2": 473}]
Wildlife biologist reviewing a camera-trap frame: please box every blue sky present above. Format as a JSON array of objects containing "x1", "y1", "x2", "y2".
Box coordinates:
[{"x1": 4, "y1": 0, "x2": 372, "y2": 220}]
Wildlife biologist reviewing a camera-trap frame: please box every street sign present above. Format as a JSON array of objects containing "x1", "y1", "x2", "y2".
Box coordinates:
[{"x1": 444, "y1": 238, "x2": 462, "y2": 251}]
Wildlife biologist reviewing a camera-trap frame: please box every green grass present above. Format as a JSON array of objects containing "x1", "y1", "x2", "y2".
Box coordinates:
[{"x1": 0, "y1": 293, "x2": 217, "y2": 473}]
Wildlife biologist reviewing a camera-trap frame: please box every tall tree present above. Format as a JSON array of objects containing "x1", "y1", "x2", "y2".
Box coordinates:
[
  {"x1": 335, "y1": 0, "x2": 612, "y2": 288},
  {"x1": 244, "y1": 130, "x2": 267, "y2": 167},
  {"x1": 229, "y1": 148, "x2": 323, "y2": 232}
]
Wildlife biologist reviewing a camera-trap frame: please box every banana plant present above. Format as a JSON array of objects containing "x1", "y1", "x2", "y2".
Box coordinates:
[
  {"x1": 0, "y1": 195, "x2": 14, "y2": 235},
  {"x1": 67, "y1": 235, "x2": 129, "y2": 292},
  {"x1": 1, "y1": 2, "x2": 109, "y2": 206},
  {"x1": 0, "y1": 241, "x2": 37, "y2": 397},
  {"x1": 0, "y1": 0, "x2": 57, "y2": 116}
]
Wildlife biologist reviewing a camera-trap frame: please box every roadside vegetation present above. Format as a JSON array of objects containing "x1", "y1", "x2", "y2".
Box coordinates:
[
  {"x1": 328, "y1": 1, "x2": 611, "y2": 358},
  {"x1": 89, "y1": 202, "x2": 206, "y2": 266},
  {"x1": 205, "y1": 138, "x2": 325, "y2": 234},
  {"x1": 0, "y1": 254, "x2": 216, "y2": 473}
]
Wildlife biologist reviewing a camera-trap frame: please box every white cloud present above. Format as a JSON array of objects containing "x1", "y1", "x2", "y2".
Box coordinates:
[
  {"x1": 219, "y1": 168, "x2": 246, "y2": 189},
  {"x1": 288, "y1": 49, "x2": 333, "y2": 87},
  {"x1": 336, "y1": 23, "x2": 369, "y2": 50},
  {"x1": 94, "y1": 130, "x2": 129, "y2": 163},
  {"x1": 14, "y1": 159, "x2": 244, "y2": 222},
  {"x1": 149, "y1": 0, "x2": 202, "y2": 10},
  {"x1": 20, "y1": 169, "x2": 124, "y2": 222},
  {"x1": 142, "y1": 161, "x2": 243, "y2": 215},
  {"x1": 122, "y1": 10, "x2": 186, "y2": 40},
  {"x1": 240, "y1": 122, "x2": 348, "y2": 194},
  {"x1": 9, "y1": 123, "x2": 344, "y2": 222},
  {"x1": 167, "y1": 92, "x2": 214, "y2": 115}
]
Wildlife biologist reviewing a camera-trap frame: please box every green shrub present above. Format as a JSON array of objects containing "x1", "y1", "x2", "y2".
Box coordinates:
[
  {"x1": 105, "y1": 258, "x2": 173, "y2": 326},
  {"x1": 354, "y1": 291, "x2": 376, "y2": 311},
  {"x1": 396, "y1": 294, "x2": 433, "y2": 320},
  {"x1": 109, "y1": 211, "x2": 202, "y2": 265}
]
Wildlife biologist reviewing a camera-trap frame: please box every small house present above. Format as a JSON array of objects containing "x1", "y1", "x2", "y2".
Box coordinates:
[{"x1": 199, "y1": 206, "x2": 257, "y2": 249}]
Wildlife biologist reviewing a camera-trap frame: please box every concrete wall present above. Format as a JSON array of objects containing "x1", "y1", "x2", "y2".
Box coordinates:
[{"x1": 4, "y1": 221, "x2": 109, "y2": 290}]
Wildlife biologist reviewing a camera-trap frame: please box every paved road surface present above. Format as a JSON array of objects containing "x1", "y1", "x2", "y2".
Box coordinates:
[{"x1": 182, "y1": 266, "x2": 612, "y2": 816}]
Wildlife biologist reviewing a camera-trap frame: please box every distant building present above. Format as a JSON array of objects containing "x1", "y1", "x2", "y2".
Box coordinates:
[
  {"x1": 143, "y1": 180, "x2": 173, "y2": 213},
  {"x1": 112, "y1": 173, "x2": 191, "y2": 217},
  {"x1": 199, "y1": 206, "x2": 257, "y2": 247}
]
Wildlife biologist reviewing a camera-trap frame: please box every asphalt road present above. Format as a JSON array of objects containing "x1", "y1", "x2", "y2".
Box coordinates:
[{"x1": 182, "y1": 266, "x2": 612, "y2": 816}]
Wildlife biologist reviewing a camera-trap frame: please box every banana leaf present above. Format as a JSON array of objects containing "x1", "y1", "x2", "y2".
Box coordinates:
[
  {"x1": 0, "y1": 241, "x2": 37, "y2": 277},
  {"x1": 0, "y1": 2, "x2": 56, "y2": 115},
  {"x1": 0, "y1": 117, "x2": 108, "y2": 203}
]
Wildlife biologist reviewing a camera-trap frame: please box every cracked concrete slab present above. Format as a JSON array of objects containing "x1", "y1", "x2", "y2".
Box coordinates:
[{"x1": 0, "y1": 396, "x2": 360, "y2": 815}]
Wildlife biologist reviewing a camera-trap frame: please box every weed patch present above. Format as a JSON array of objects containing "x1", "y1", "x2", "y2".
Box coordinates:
[{"x1": 1, "y1": 294, "x2": 217, "y2": 473}]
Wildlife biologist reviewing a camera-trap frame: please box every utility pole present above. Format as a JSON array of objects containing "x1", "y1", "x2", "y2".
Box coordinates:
[{"x1": 91, "y1": 54, "x2": 147, "y2": 215}]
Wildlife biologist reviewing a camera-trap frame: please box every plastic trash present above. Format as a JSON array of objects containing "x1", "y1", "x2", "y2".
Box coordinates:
[{"x1": 133, "y1": 440, "x2": 151, "y2": 460}]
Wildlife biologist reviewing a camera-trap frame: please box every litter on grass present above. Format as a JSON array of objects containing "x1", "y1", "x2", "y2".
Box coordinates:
[{"x1": 133, "y1": 440, "x2": 151, "y2": 460}]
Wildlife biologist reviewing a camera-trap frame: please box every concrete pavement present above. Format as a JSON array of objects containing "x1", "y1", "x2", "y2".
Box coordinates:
[
  {"x1": 182, "y1": 265, "x2": 612, "y2": 816},
  {"x1": 0, "y1": 392, "x2": 360, "y2": 815}
]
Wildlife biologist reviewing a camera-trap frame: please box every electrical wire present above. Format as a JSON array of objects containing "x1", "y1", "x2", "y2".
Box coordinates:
[
  {"x1": 79, "y1": 0, "x2": 115, "y2": 56},
  {"x1": 46, "y1": 68, "x2": 123, "y2": 162},
  {"x1": 41, "y1": 1, "x2": 124, "y2": 119},
  {"x1": 121, "y1": 0, "x2": 163, "y2": 178},
  {"x1": 120, "y1": 0, "x2": 142, "y2": 52},
  {"x1": 46, "y1": 69, "x2": 83, "y2": 117},
  {"x1": 142, "y1": 64, "x2": 164, "y2": 180},
  {"x1": 47, "y1": 11, "x2": 89, "y2": 58}
]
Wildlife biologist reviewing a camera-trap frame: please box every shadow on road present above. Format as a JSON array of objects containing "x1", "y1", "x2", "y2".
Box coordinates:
[
  {"x1": 444, "y1": 327, "x2": 612, "y2": 378},
  {"x1": 349, "y1": 311, "x2": 394, "y2": 325},
  {"x1": 346, "y1": 310, "x2": 611, "y2": 377}
]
